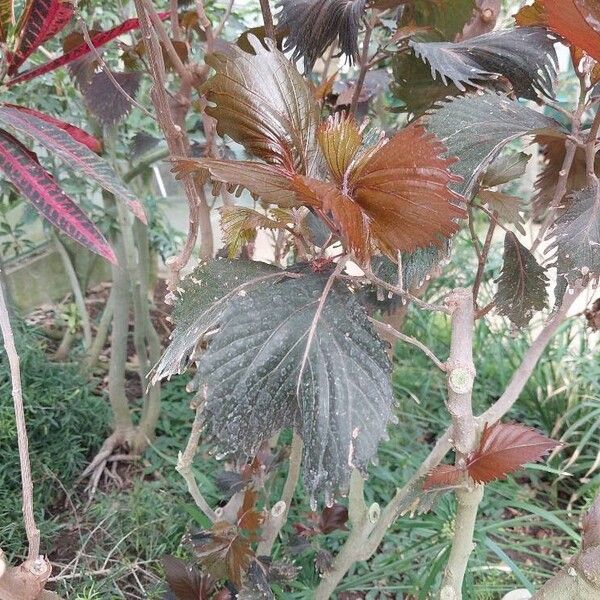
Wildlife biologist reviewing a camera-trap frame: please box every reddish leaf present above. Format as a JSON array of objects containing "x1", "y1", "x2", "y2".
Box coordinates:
[
  {"x1": 0, "y1": 129, "x2": 116, "y2": 263},
  {"x1": 2, "y1": 104, "x2": 102, "y2": 153},
  {"x1": 515, "y1": 0, "x2": 600, "y2": 62},
  {"x1": 423, "y1": 464, "x2": 465, "y2": 490},
  {"x1": 318, "y1": 504, "x2": 349, "y2": 534},
  {"x1": 162, "y1": 555, "x2": 215, "y2": 600},
  {"x1": 6, "y1": 13, "x2": 168, "y2": 85},
  {"x1": 0, "y1": 106, "x2": 145, "y2": 223},
  {"x1": 9, "y1": 0, "x2": 74, "y2": 74},
  {"x1": 236, "y1": 489, "x2": 263, "y2": 533},
  {"x1": 467, "y1": 422, "x2": 559, "y2": 484}
]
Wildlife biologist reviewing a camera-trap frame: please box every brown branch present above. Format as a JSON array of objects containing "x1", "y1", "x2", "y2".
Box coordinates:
[
  {"x1": 350, "y1": 17, "x2": 374, "y2": 116},
  {"x1": 259, "y1": 0, "x2": 275, "y2": 40}
]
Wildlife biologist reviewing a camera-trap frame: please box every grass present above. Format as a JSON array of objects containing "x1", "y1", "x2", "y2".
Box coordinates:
[{"x1": 1, "y1": 291, "x2": 598, "y2": 598}]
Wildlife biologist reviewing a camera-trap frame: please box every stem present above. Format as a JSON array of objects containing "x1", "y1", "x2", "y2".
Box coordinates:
[
  {"x1": 52, "y1": 232, "x2": 92, "y2": 350},
  {"x1": 259, "y1": 0, "x2": 275, "y2": 40},
  {"x1": 440, "y1": 289, "x2": 481, "y2": 599},
  {"x1": 585, "y1": 106, "x2": 600, "y2": 184},
  {"x1": 256, "y1": 432, "x2": 303, "y2": 556},
  {"x1": 472, "y1": 220, "x2": 495, "y2": 308},
  {"x1": 85, "y1": 286, "x2": 115, "y2": 371},
  {"x1": 350, "y1": 18, "x2": 373, "y2": 116},
  {"x1": 176, "y1": 404, "x2": 217, "y2": 522},
  {"x1": 0, "y1": 267, "x2": 40, "y2": 560}
]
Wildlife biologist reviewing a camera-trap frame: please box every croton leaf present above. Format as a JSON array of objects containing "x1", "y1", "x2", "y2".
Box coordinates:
[
  {"x1": 84, "y1": 71, "x2": 142, "y2": 127},
  {"x1": 1, "y1": 104, "x2": 102, "y2": 153},
  {"x1": 495, "y1": 231, "x2": 548, "y2": 328},
  {"x1": 6, "y1": 13, "x2": 168, "y2": 85},
  {"x1": 201, "y1": 35, "x2": 320, "y2": 175},
  {"x1": 276, "y1": 0, "x2": 366, "y2": 73},
  {"x1": 411, "y1": 27, "x2": 557, "y2": 101},
  {"x1": 9, "y1": 0, "x2": 74, "y2": 75},
  {"x1": 0, "y1": 0, "x2": 14, "y2": 42},
  {"x1": 515, "y1": 0, "x2": 600, "y2": 62},
  {"x1": 467, "y1": 422, "x2": 559, "y2": 483},
  {"x1": 424, "y1": 422, "x2": 558, "y2": 488},
  {"x1": 158, "y1": 261, "x2": 395, "y2": 502},
  {"x1": 426, "y1": 92, "x2": 565, "y2": 198},
  {"x1": 153, "y1": 258, "x2": 282, "y2": 382},
  {"x1": 0, "y1": 105, "x2": 145, "y2": 223},
  {"x1": 546, "y1": 184, "x2": 600, "y2": 289},
  {"x1": 0, "y1": 129, "x2": 116, "y2": 263}
]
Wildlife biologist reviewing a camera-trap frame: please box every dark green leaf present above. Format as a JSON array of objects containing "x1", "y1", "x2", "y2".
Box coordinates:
[
  {"x1": 277, "y1": 0, "x2": 366, "y2": 73},
  {"x1": 481, "y1": 151, "x2": 531, "y2": 189},
  {"x1": 406, "y1": 0, "x2": 476, "y2": 41},
  {"x1": 153, "y1": 259, "x2": 282, "y2": 382},
  {"x1": 495, "y1": 232, "x2": 548, "y2": 327},
  {"x1": 193, "y1": 271, "x2": 395, "y2": 503},
  {"x1": 426, "y1": 92, "x2": 565, "y2": 198},
  {"x1": 411, "y1": 27, "x2": 557, "y2": 101},
  {"x1": 547, "y1": 184, "x2": 600, "y2": 292},
  {"x1": 202, "y1": 36, "x2": 320, "y2": 175}
]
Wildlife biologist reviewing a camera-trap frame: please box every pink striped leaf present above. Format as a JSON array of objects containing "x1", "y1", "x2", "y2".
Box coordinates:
[
  {"x1": 0, "y1": 129, "x2": 116, "y2": 263},
  {"x1": 0, "y1": 105, "x2": 146, "y2": 223},
  {"x1": 7, "y1": 13, "x2": 168, "y2": 85},
  {"x1": 9, "y1": 0, "x2": 74, "y2": 74},
  {"x1": 2, "y1": 104, "x2": 102, "y2": 152}
]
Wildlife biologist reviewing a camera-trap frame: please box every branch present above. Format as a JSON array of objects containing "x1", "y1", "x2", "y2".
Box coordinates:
[
  {"x1": 472, "y1": 219, "x2": 496, "y2": 308},
  {"x1": 259, "y1": 0, "x2": 275, "y2": 40},
  {"x1": 369, "y1": 317, "x2": 446, "y2": 371},
  {"x1": 350, "y1": 17, "x2": 374, "y2": 116},
  {"x1": 176, "y1": 403, "x2": 218, "y2": 523}
]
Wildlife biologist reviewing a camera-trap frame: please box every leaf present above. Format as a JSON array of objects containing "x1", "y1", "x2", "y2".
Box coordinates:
[
  {"x1": 467, "y1": 422, "x2": 559, "y2": 483},
  {"x1": 0, "y1": 105, "x2": 145, "y2": 223},
  {"x1": 0, "y1": 0, "x2": 14, "y2": 42},
  {"x1": 478, "y1": 190, "x2": 526, "y2": 236},
  {"x1": 6, "y1": 13, "x2": 168, "y2": 85},
  {"x1": 236, "y1": 488, "x2": 263, "y2": 533},
  {"x1": 84, "y1": 71, "x2": 142, "y2": 126},
  {"x1": 153, "y1": 259, "x2": 282, "y2": 382},
  {"x1": 162, "y1": 555, "x2": 214, "y2": 600},
  {"x1": 404, "y1": 0, "x2": 477, "y2": 41},
  {"x1": 172, "y1": 159, "x2": 299, "y2": 208},
  {"x1": 191, "y1": 523, "x2": 255, "y2": 589},
  {"x1": 515, "y1": 0, "x2": 600, "y2": 62},
  {"x1": 188, "y1": 269, "x2": 395, "y2": 502},
  {"x1": 276, "y1": 0, "x2": 367, "y2": 73},
  {"x1": 318, "y1": 504, "x2": 349, "y2": 534},
  {"x1": 220, "y1": 206, "x2": 290, "y2": 258},
  {"x1": 495, "y1": 231, "x2": 548, "y2": 327},
  {"x1": 0, "y1": 129, "x2": 116, "y2": 263},
  {"x1": 410, "y1": 27, "x2": 557, "y2": 101},
  {"x1": 423, "y1": 464, "x2": 463, "y2": 490},
  {"x1": 426, "y1": 92, "x2": 565, "y2": 198},
  {"x1": 201, "y1": 35, "x2": 320, "y2": 175},
  {"x1": 546, "y1": 184, "x2": 600, "y2": 285},
  {"x1": 481, "y1": 151, "x2": 531, "y2": 188},
  {"x1": 9, "y1": 0, "x2": 74, "y2": 74},
  {"x1": 1, "y1": 104, "x2": 102, "y2": 153}
]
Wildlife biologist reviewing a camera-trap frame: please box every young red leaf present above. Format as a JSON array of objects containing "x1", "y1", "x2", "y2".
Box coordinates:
[
  {"x1": 423, "y1": 464, "x2": 465, "y2": 490},
  {"x1": 515, "y1": 0, "x2": 600, "y2": 63},
  {"x1": 9, "y1": 0, "x2": 74, "y2": 74},
  {"x1": 2, "y1": 104, "x2": 102, "y2": 153},
  {"x1": 0, "y1": 129, "x2": 116, "y2": 263},
  {"x1": 236, "y1": 488, "x2": 263, "y2": 533},
  {"x1": 0, "y1": 106, "x2": 145, "y2": 223},
  {"x1": 162, "y1": 555, "x2": 215, "y2": 600},
  {"x1": 6, "y1": 13, "x2": 168, "y2": 85},
  {"x1": 467, "y1": 422, "x2": 559, "y2": 484},
  {"x1": 318, "y1": 503, "x2": 349, "y2": 534}
]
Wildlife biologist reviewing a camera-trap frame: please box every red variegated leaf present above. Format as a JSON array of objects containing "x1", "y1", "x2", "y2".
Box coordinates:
[
  {"x1": 423, "y1": 464, "x2": 464, "y2": 490},
  {"x1": 467, "y1": 422, "x2": 559, "y2": 484},
  {"x1": 0, "y1": 106, "x2": 145, "y2": 223},
  {"x1": 2, "y1": 104, "x2": 102, "y2": 152},
  {"x1": 9, "y1": 0, "x2": 74, "y2": 74},
  {"x1": 0, "y1": 129, "x2": 116, "y2": 263},
  {"x1": 6, "y1": 13, "x2": 168, "y2": 85},
  {"x1": 515, "y1": 0, "x2": 600, "y2": 62}
]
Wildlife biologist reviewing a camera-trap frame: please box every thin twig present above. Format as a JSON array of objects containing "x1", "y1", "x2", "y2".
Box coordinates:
[
  {"x1": 0, "y1": 270, "x2": 40, "y2": 560},
  {"x1": 369, "y1": 317, "x2": 446, "y2": 371},
  {"x1": 350, "y1": 17, "x2": 374, "y2": 116},
  {"x1": 259, "y1": 0, "x2": 275, "y2": 40},
  {"x1": 472, "y1": 219, "x2": 496, "y2": 308}
]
